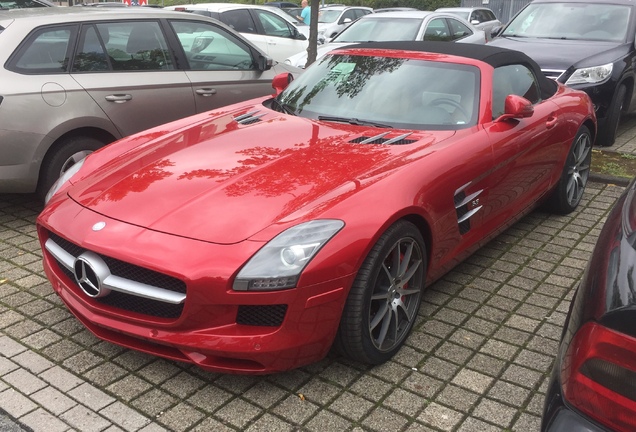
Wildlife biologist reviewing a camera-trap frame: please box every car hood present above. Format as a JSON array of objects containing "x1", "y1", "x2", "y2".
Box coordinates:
[
  {"x1": 489, "y1": 37, "x2": 628, "y2": 71},
  {"x1": 69, "y1": 105, "x2": 454, "y2": 244}
]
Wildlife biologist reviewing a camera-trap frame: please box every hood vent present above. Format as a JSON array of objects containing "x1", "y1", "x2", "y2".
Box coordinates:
[
  {"x1": 350, "y1": 132, "x2": 416, "y2": 145},
  {"x1": 234, "y1": 110, "x2": 265, "y2": 125}
]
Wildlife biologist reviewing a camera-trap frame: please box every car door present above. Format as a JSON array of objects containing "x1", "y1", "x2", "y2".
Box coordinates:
[
  {"x1": 249, "y1": 8, "x2": 307, "y2": 61},
  {"x1": 422, "y1": 17, "x2": 452, "y2": 41},
  {"x1": 483, "y1": 64, "x2": 562, "y2": 232},
  {"x1": 169, "y1": 19, "x2": 276, "y2": 113},
  {"x1": 218, "y1": 9, "x2": 270, "y2": 56},
  {"x1": 70, "y1": 21, "x2": 195, "y2": 138}
]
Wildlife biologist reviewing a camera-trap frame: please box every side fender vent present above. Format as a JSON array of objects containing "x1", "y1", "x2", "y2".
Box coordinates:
[
  {"x1": 234, "y1": 110, "x2": 265, "y2": 125},
  {"x1": 454, "y1": 183, "x2": 483, "y2": 235}
]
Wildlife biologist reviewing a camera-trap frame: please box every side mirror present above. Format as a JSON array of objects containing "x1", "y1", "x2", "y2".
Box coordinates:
[
  {"x1": 471, "y1": 19, "x2": 480, "y2": 25},
  {"x1": 496, "y1": 94, "x2": 534, "y2": 121},
  {"x1": 258, "y1": 54, "x2": 274, "y2": 71},
  {"x1": 295, "y1": 30, "x2": 307, "y2": 40},
  {"x1": 272, "y1": 72, "x2": 294, "y2": 95},
  {"x1": 191, "y1": 34, "x2": 214, "y2": 53},
  {"x1": 341, "y1": 17, "x2": 351, "y2": 24},
  {"x1": 490, "y1": 25, "x2": 503, "y2": 39}
]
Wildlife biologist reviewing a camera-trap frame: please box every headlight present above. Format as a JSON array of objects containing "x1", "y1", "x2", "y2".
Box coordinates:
[
  {"x1": 44, "y1": 158, "x2": 85, "y2": 205},
  {"x1": 284, "y1": 59, "x2": 292, "y2": 65},
  {"x1": 565, "y1": 63, "x2": 613, "y2": 85},
  {"x1": 233, "y1": 219, "x2": 344, "y2": 291}
]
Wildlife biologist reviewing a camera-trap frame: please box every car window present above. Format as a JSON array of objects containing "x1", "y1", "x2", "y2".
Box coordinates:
[
  {"x1": 73, "y1": 22, "x2": 173, "y2": 72},
  {"x1": 318, "y1": 10, "x2": 341, "y2": 23},
  {"x1": 503, "y1": 3, "x2": 630, "y2": 42},
  {"x1": 221, "y1": 9, "x2": 257, "y2": 34},
  {"x1": 253, "y1": 9, "x2": 293, "y2": 38},
  {"x1": 341, "y1": 9, "x2": 356, "y2": 23},
  {"x1": 11, "y1": 26, "x2": 72, "y2": 73},
  {"x1": 171, "y1": 20, "x2": 256, "y2": 71},
  {"x1": 483, "y1": 9, "x2": 497, "y2": 21},
  {"x1": 492, "y1": 64, "x2": 541, "y2": 119},
  {"x1": 279, "y1": 54, "x2": 479, "y2": 129},
  {"x1": 424, "y1": 18, "x2": 451, "y2": 42},
  {"x1": 447, "y1": 18, "x2": 473, "y2": 40},
  {"x1": 473, "y1": 10, "x2": 487, "y2": 23},
  {"x1": 333, "y1": 17, "x2": 422, "y2": 42}
]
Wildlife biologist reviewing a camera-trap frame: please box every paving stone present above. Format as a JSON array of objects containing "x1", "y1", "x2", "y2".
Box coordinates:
[
  {"x1": 156, "y1": 403, "x2": 205, "y2": 432},
  {"x1": 418, "y1": 403, "x2": 463, "y2": 431},
  {"x1": 31, "y1": 386, "x2": 76, "y2": 415},
  {"x1": 58, "y1": 405, "x2": 110, "y2": 432},
  {"x1": 100, "y1": 401, "x2": 151, "y2": 431},
  {"x1": 305, "y1": 410, "x2": 352, "y2": 432},
  {"x1": 0, "y1": 388, "x2": 37, "y2": 417},
  {"x1": 215, "y1": 398, "x2": 266, "y2": 428},
  {"x1": 20, "y1": 408, "x2": 70, "y2": 432},
  {"x1": 328, "y1": 391, "x2": 374, "y2": 422},
  {"x1": 244, "y1": 413, "x2": 294, "y2": 432}
]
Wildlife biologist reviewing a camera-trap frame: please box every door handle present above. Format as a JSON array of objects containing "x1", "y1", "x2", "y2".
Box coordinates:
[
  {"x1": 195, "y1": 88, "x2": 217, "y2": 97},
  {"x1": 546, "y1": 115, "x2": 557, "y2": 129},
  {"x1": 105, "y1": 94, "x2": 132, "y2": 103}
]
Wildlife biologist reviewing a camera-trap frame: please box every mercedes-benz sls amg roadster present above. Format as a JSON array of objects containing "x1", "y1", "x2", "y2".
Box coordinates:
[{"x1": 37, "y1": 41, "x2": 596, "y2": 374}]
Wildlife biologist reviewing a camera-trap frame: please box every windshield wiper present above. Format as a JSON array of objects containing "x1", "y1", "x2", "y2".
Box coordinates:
[
  {"x1": 318, "y1": 116, "x2": 393, "y2": 128},
  {"x1": 271, "y1": 98, "x2": 296, "y2": 116}
]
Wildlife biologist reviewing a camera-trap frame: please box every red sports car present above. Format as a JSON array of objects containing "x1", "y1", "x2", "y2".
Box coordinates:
[{"x1": 37, "y1": 41, "x2": 596, "y2": 374}]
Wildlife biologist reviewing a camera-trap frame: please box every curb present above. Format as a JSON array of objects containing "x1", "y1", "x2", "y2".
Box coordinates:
[{"x1": 589, "y1": 172, "x2": 632, "y2": 187}]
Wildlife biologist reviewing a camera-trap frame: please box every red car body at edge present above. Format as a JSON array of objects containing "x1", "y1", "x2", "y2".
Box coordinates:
[{"x1": 37, "y1": 42, "x2": 596, "y2": 374}]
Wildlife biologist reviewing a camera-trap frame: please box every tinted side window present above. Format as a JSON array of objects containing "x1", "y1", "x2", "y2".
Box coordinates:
[
  {"x1": 483, "y1": 10, "x2": 497, "y2": 21},
  {"x1": 74, "y1": 21, "x2": 174, "y2": 72},
  {"x1": 492, "y1": 64, "x2": 541, "y2": 119},
  {"x1": 171, "y1": 20, "x2": 255, "y2": 71},
  {"x1": 424, "y1": 18, "x2": 451, "y2": 41},
  {"x1": 341, "y1": 10, "x2": 356, "y2": 23},
  {"x1": 221, "y1": 10, "x2": 258, "y2": 34},
  {"x1": 253, "y1": 10, "x2": 293, "y2": 38},
  {"x1": 448, "y1": 18, "x2": 473, "y2": 40},
  {"x1": 11, "y1": 26, "x2": 72, "y2": 73}
]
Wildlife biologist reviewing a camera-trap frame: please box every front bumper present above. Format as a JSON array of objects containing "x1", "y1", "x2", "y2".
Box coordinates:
[{"x1": 37, "y1": 197, "x2": 354, "y2": 374}]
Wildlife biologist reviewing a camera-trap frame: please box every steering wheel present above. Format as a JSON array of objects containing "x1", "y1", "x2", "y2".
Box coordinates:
[{"x1": 429, "y1": 98, "x2": 470, "y2": 123}]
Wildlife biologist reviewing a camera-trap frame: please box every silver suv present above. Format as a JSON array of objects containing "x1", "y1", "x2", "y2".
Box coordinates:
[{"x1": 0, "y1": 8, "x2": 299, "y2": 198}]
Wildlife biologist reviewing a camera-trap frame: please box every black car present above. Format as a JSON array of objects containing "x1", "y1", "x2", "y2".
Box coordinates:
[
  {"x1": 489, "y1": 0, "x2": 636, "y2": 146},
  {"x1": 541, "y1": 176, "x2": 636, "y2": 432}
]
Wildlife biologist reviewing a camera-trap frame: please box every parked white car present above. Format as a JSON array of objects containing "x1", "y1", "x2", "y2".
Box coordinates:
[
  {"x1": 286, "y1": 11, "x2": 486, "y2": 68},
  {"x1": 317, "y1": 5, "x2": 373, "y2": 40},
  {"x1": 436, "y1": 7, "x2": 501, "y2": 40},
  {"x1": 165, "y1": 3, "x2": 308, "y2": 61}
]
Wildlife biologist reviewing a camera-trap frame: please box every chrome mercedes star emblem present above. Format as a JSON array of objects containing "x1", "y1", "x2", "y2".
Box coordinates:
[
  {"x1": 72, "y1": 252, "x2": 111, "y2": 298},
  {"x1": 92, "y1": 221, "x2": 106, "y2": 231}
]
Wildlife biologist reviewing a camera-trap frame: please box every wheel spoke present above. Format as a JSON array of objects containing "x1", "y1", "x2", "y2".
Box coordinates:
[
  {"x1": 370, "y1": 302, "x2": 390, "y2": 331},
  {"x1": 400, "y1": 259, "x2": 422, "y2": 286},
  {"x1": 398, "y1": 241, "x2": 414, "y2": 278},
  {"x1": 376, "y1": 307, "x2": 392, "y2": 347}
]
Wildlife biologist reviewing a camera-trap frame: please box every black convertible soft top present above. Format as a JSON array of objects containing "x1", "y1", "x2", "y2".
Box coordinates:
[{"x1": 344, "y1": 41, "x2": 558, "y2": 99}]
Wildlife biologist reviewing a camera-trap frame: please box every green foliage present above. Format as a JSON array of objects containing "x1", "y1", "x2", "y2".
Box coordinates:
[{"x1": 150, "y1": 0, "x2": 460, "y2": 11}]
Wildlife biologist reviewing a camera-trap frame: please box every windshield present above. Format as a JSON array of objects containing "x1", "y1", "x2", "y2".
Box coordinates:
[
  {"x1": 503, "y1": 3, "x2": 630, "y2": 42},
  {"x1": 332, "y1": 17, "x2": 423, "y2": 42},
  {"x1": 319, "y1": 10, "x2": 341, "y2": 23},
  {"x1": 277, "y1": 53, "x2": 479, "y2": 130}
]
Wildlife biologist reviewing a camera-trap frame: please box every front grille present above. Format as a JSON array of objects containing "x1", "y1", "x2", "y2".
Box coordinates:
[
  {"x1": 47, "y1": 231, "x2": 186, "y2": 319},
  {"x1": 236, "y1": 305, "x2": 287, "y2": 327}
]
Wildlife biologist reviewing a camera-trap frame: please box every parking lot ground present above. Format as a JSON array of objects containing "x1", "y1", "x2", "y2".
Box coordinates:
[{"x1": 2, "y1": 116, "x2": 636, "y2": 432}]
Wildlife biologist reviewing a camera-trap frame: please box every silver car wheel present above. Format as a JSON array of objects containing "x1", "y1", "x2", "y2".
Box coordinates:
[
  {"x1": 368, "y1": 236, "x2": 424, "y2": 352},
  {"x1": 566, "y1": 131, "x2": 591, "y2": 208}
]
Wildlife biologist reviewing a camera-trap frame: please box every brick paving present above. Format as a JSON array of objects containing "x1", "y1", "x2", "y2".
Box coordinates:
[{"x1": 1, "y1": 115, "x2": 636, "y2": 431}]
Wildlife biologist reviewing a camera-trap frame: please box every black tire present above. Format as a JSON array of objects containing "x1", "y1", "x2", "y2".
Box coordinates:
[
  {"x1": 334, "y1": 220, "x2": 426, "y2": 365},
  {"x1": 37, "y1": 136, "x2": 104, "y2": 202},
  {"x1": 597, "y1": 84, "x2": 627, "y2": 147},
  {"x1": 543, "y1": 125, "x2": 592, "y2": 215}
]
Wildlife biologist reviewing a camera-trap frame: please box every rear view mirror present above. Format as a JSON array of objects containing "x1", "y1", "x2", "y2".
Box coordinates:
[
  {"x1": 272, "y1": 72, "x2": 294, "y2": 95},
  {"x1": 496, "y1": 94, "x2": 534, "y2": 121},
  {"x1": 258, "y1": 55, "x2": 273, "y2": 71},
  {"x1": 191, "y1": 34, "x2": 214, "y2": 53}
]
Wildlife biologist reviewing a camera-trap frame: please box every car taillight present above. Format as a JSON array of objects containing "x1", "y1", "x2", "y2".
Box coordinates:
[{"x1": 562, "y1": 321, "x2": 636, "y2": 432}]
